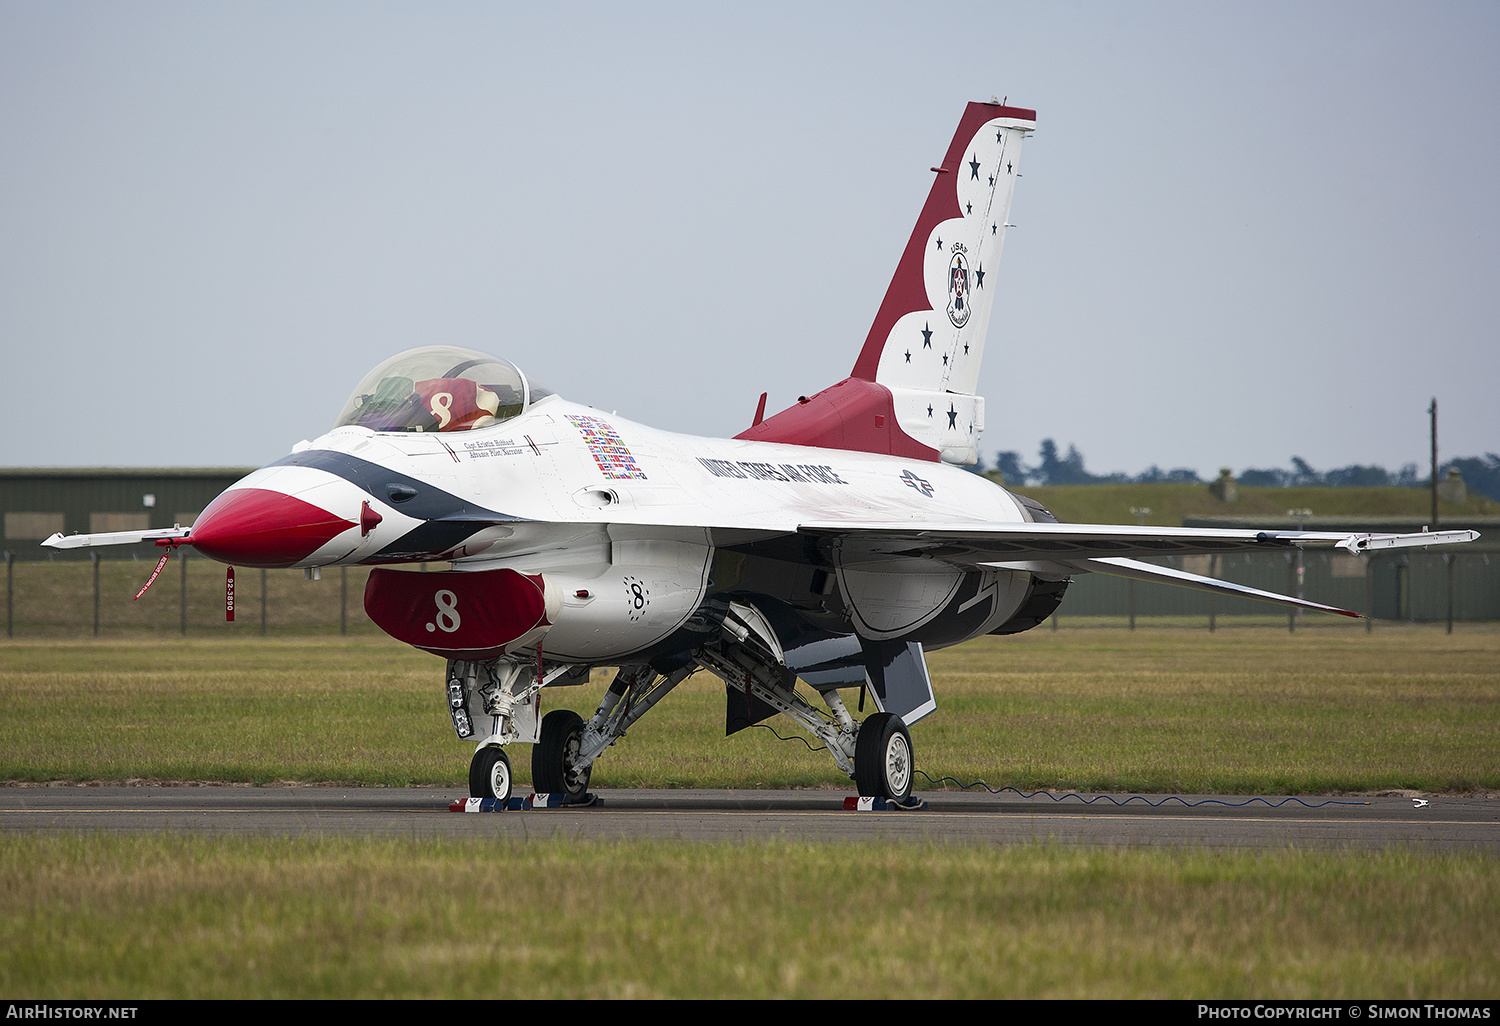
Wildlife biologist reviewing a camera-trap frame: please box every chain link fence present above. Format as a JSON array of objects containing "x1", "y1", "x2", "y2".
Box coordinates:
[
  {"x1": 1051, "y1": 549, "x2": 1497, "y2": 628},
  {"x1": 4, "y1": 547, "x2": 1494, "y2": 640},
  {"x1": 0, "y1": 552, "x2": 408, "y2": 638}
]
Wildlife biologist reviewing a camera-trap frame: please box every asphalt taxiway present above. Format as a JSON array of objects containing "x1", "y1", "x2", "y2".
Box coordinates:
[{"x1": 1, "y1": 786, "x2": 1495, "y2": 850}]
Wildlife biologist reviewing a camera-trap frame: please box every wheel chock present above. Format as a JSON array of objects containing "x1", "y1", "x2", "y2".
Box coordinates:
[
  {"x1": 843, "y1": 795, "x2": 927, "y2": 811},
  {"x1": 448, "y1": 793, "x2": 601, "y2": 811},
  {"x1": 525, "y1": 792, "x2": 600, "y2": 809},
  {"x1": 449, "y1": 797, "x2": 526, "y2": 812}
]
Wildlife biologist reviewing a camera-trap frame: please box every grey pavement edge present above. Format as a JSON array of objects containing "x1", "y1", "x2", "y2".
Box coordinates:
[{"x1": 2, "y1": 786, "x2": 1495, "y2": 851}]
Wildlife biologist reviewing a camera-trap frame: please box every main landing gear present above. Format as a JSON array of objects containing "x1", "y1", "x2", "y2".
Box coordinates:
[
  {"x1": 853, "y1": 711, "x2": 913, "y2": 803},
  {"x1": 693, "y1": 601, "x2": 924, "y2": 807},
  {"x1": 532, "y1": 709, "x2": 591, "y2": 800},
  {"x1": 466, "y1": 710, "x2": 596, "y2": 806},
  {"x1": 447, "y1": 605, "x2": 923, "y2": 807}
]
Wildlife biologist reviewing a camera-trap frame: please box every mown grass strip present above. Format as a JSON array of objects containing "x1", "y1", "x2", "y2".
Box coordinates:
[
  {"x1": 2, "y1": 625, "x2": 1497, "y2": 793},
  {"x1": 0, "y1": 834, "x2": 1494, "y2": 999}
]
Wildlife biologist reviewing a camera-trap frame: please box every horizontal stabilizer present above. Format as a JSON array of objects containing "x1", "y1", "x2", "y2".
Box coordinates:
[{"x1": 1075, "y1": 556, "x2": 1361, "y2": 618}]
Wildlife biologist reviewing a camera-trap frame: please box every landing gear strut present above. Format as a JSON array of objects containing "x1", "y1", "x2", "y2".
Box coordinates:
[{"x1": 693, "y1": 602, "x2": 922, "y2": 805}]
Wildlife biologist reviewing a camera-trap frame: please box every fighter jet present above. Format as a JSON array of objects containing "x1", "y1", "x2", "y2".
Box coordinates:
[{"x1": 46, "y1": 100, "x2": 1477, "y2": 806}]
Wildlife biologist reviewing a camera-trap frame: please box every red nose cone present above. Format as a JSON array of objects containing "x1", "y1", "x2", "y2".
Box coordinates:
[{"x1": 189, "y1": 488, "x2": 356, "y2": 568}]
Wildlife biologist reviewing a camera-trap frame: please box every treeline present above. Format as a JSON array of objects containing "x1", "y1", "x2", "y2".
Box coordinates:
[
  {"x1": 986, "y1": 441, "x2": 1500, "y2": 501},
  {"x1": 989, "y1": 440, "x2": 1203, "y2": 487}
]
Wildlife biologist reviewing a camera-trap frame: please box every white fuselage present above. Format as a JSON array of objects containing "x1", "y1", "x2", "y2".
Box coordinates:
[
  {"x1": 216, "y1": 395, "x2": 1034, "y2": 663},
  {"x1": 236, "y1": 394, "x2": 1027, "y2": 566}
]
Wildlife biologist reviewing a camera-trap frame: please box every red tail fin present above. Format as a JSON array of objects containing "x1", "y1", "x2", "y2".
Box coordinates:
[{"x1": 738, "y1": 100, "x2": 1036, "y2": 463}]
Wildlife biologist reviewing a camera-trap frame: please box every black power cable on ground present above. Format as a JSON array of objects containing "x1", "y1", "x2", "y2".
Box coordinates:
[
  {"x1": 915, "y1": 770, "x2": 1370, "y2": 808},
  {"x1": 747, "y1": 725, "x2": 1370, "y2": 808}
]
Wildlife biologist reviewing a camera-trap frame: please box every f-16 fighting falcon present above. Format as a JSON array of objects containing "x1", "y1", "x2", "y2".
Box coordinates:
[{"x1": 47, "y1": 100, "x2": 1478, "y2": 807}]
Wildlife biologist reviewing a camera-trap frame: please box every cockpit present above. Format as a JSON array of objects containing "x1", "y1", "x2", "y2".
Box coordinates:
[{"x1": 333, "y1": 346, "x2": 554, "y2": 433}]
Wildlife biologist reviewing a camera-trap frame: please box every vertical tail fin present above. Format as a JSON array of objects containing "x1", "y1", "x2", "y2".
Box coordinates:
[
  {"x1": 738, "y1": 101, "x2": 1035, "y2": 464},
  {"x1": 854, "y1": 100, "x2": 1035, "y2": 463}
]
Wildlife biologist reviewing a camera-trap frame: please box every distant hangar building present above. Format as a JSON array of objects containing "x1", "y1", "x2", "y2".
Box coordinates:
[{"x1": 1, "y1": 468, "x2": 253, "y2": 560}]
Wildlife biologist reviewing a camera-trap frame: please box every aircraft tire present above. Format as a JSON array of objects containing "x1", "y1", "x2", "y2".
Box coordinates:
[
  {"x1": 533, "y1": 709, "x2": 590, "y2": 799},
  {"x1": 854, "y1": 712, "x2": 913, "y2": 801},
  {"x1": 469, "y1": 745, "x2": 512, "y2": 802}
]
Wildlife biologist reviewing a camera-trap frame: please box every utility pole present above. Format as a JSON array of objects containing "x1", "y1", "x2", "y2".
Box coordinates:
[
  {"x1": 1129, "y1": 508, "x2": 1151, "y2": 630},
  {"x1": 1288, "y1": 508, "x2": 1312, "y2": 631},
  {"x1": 1207, "y1": 554, "x2": 1217, "y2": 633},
  {"x1": 1445, "y1": 553, "x2": 1455, "y2": 635},
  {"x1": 1430, "y1": 398, "x2": 1438, "y2": 530}
]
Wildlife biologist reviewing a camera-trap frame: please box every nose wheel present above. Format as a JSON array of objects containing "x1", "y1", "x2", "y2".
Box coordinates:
[
  {"x1": 854, "y1": 712, "x2": 913, "y2": 802},
  {"x1": 533, "y1": 709, "x2": 592, "y2": 802},
  {"x1": 469, "y1": 745, "x2": 513, "y2": 803}
]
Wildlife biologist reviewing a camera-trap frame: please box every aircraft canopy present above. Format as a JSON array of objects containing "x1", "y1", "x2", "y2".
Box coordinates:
[{"x1": 334, "y1": 346, "x2": 553, "y2": 433}]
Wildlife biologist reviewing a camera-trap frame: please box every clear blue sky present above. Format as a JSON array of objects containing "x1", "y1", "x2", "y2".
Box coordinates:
[{"x1": 3, "y1": 2, "x2": 1495, "y2": 478}]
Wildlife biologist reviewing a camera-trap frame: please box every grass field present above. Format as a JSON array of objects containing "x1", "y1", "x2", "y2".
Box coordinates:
[
  {"x1": 1, "y1": 835, "x2": 1495, "y2": 999},
  {"x1": 2, "y1": 625, "x2": 1496, "y2": 999},
  {"x1": 2, "y1": 623, "x2": 1496, "y2": 793}
]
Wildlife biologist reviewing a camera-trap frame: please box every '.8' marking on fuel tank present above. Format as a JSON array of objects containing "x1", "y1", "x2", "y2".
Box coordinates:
[{"x1": 426, "y1": 589, "x2": 462, "y2": 633}]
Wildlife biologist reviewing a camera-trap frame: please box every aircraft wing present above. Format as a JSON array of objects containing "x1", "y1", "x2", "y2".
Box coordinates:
[
  {"x1": 1059, "y1": 556, "x2": 1361, "y2": 617},
  {"x1": 797, "y1": 520, "x2": 1477, "y2": 562},
  {"x1": 798, "y1": 521, "x2": 1480, "y2": 617}
]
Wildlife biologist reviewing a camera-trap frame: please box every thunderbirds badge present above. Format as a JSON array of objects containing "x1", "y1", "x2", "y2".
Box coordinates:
[{"x1": 946, "y1": 247, "x2": 971, "y2": 328}]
